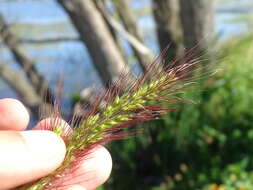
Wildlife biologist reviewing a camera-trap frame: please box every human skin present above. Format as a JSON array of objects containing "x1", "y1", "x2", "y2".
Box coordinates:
[{"x1": 0, "y1": 98, "x2": 112, "y2": 190}]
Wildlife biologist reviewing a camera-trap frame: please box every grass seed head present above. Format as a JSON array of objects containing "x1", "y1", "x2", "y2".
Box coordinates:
[{"x1": 17, "y1": 47, "x2": 215, "y2": 190}]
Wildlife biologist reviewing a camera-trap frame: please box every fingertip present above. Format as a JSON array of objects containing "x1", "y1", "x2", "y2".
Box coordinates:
[
  {"x1": 75, "y1": 146, "x2": 112, "y2": 190},
  {"x1": 34, "y1": 118, "x2": 70, "y2": 130},
  {"x1": 34, "y1": 118, "x2": 73, "y2": 140},
  {"x1": 0, "y1": 130, "x2": 66, "y2": 189},
  {"x1": 20, "y1": 130, "x2": 66, "y2": 170},
  {"x1": 89, "y1": 146, "x2": 112, "y2": 185},
  {"x1": 0, "y1": 98, "x2": 29, "y2": 131}
]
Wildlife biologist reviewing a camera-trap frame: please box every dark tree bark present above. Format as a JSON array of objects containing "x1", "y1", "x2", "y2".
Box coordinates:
[
  {"x1": 0, "y1": 15, "x2": 54, "y2": 102},
  {"x1": 114, "y1": 0, "x2": 153, "y2": 70},
  {"x1": 179, "y1": 0, "x2": 215, "y2": 56},
  {"x1": 152, "y1": 0, "x2": 183, "y2": 61},
  {"x1": 57, "y1": 0, "x2": 131, "y2": 87}
]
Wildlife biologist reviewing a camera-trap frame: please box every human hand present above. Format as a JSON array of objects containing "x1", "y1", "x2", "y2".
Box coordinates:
[{"x1": 0, "y1": 98, "x2": 112, "y2": 190}]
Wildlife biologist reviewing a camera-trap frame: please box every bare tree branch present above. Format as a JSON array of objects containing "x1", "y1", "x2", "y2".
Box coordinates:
[
  {"x1": 0, "y1": 61, "x2": 42, "y2": 115},
  {"x1": 58, "y1": 0, "x2": 131, "y2": 87},
  {"x1": 0, "y1": 15, "x2": 54, "y2": 102},
  {"x1": 97, "y1": 1, "x2": 154, "y2": 60},
  {"x1": 110, "y1": 0, "x2": 153, "y2": 70},
  {"x1": 0, "y1": 36, "x2": 79, "y2": 45},
  {"x1": 18, "y1": 36, "x2": 80, "y2": 44},
  {"x1": 94, "y1": 0, "x2": 129, "y2": 63}
]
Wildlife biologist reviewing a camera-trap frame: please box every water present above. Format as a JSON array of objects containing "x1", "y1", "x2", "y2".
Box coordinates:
[
  {"x1": 0, "y1": 0, "x2": 252, "y2": 110},
  {"x1": 216, "y1": 0, "x2": 252, "y2": 39}
]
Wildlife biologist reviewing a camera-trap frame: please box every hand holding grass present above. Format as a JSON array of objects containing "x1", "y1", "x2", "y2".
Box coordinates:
[{"x1": 0, "y1": 98, "x2": 112, "y2": 190}]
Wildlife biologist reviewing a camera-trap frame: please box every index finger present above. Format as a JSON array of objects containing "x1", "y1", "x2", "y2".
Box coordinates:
[{"x1": 0, "y1": 98, "x2": 29, "y2": 131}]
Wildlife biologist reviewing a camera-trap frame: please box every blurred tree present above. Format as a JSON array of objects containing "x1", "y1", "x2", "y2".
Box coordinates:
[
  {"x1": 0, "y1": 61, "x2": 42, "y2": 115},
  {"x1": 94, "y1": 0, "x2": 128, "y2": 63},
  {"x1": 95, "y1": 0, "x2": 154, "y2": 68},
  {"x1": 179, "y1": 0, "x2": 215, "y2": 56},
  {"x1": 57, "y1": 0, "x2": 131, "y2": 87},
  {"x1": 152, "y1": 0, "x2": 183, "y2": 62},
  {"x1": 0, "y1": 15, "x2": 54, "y2": 103},
  {"x1": 113, "y1": 0, "x2": 153, "y2": 70}
]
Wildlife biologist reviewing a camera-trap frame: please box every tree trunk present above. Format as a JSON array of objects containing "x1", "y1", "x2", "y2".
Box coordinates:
[
  {"x1": 114, "y1": 0, "x2": 153, "y2": 70},
  {"x1": 0, "y1": 15, "x2": 54, "y2": 102},
  {"x1": 94, "y1": 0, "x2": 128, "y2": 63},
  {"x1": 58, "y1": 0, "x2": 131, "y2": 87},
  {"x1": 152, "y1": 0, "x2": 183, "y2": 62},
  {"x1": 0, "y1": 62, "x2": 42, "y2": 116},
  {"x1": 179, "y1": 0, "x2": 215, "y2": 56}
]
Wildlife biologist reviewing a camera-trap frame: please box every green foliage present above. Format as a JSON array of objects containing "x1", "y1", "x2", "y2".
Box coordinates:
[
  {"x1": 71, "y1": 93, "x2": 81, "y2": 104},
  {"x1": 104, "y1": 35, "x2": 253, "y2": 190}
]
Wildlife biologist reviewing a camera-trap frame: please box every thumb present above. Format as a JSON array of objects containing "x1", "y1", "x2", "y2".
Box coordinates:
[{"x1": 0, "y1": 130, "x2": 66, "y2": 189}]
